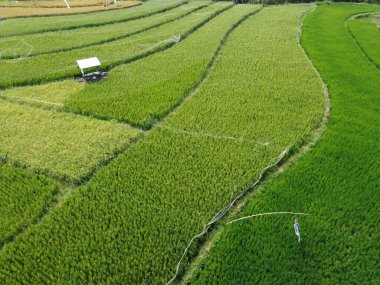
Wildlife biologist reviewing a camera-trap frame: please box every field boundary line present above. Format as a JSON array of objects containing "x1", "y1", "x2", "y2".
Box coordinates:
[
  {"x1": 152, "y1": 5, "x2": 263, "y2": 131},
  {"x1": 180, "y1": 4, "x2": 331, "y2": 283},
  {"x1": 0, "y1": 1, "x2": 140, "y2": 9},
  {"x1": 0, "y1": 3, "x2": 233, "y2": 90},
  {"x1": 0, "y1": 2, "x2": 143, "y2": 20},
  {"x1": 160, "y1": 6, "x2": 266, "y2": 284},
  {"x1": 0, "y1": 128, "x2": 145, "y2": 185},
  {"x1": 0, "y1": 1, "x2": 187, "y2": 38},
  {"x1": 0, "y1": 182, "x2": 66, "y2": 252},
  {"x1": 345, "y1": 12, "x2": 380, "y2": 74},
  {"x1": 0, "y1": 3, "x2": 234, "y2": 251},
  {"x1": 0, "y1": 133, "x2": 145, "y2": 251},
  {"x1": 167, "y1": 148, "x2": 289, "y2": 285},
  {"x1": 0, "y1": 3, "x2": 207, "y2": 60}
]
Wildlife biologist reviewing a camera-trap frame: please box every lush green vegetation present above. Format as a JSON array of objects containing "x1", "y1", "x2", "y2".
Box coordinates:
[
  {"x1": 348, "y1": 13, "x2": 380, "y2": 68},
  {"x1": 164, "y1": 4, "x2": 323, "y2": 144},
  {"x1": 0, "y1": 1, "x2": 207, "y2": 59},
  {"x1": 0, "y1": 164, "x2": 58, "y2": 247},
  {"x1": 191, "y1": 4, "x2": 380, "y2": 284},
  {"x1": 65, "y1": 4, "x2": 260, "y2": 129},
  {"x1": 0, "y1": 3, "x2": 230, "y2": 88},
  {"x1": 0, "y1": 0, "x2": 186, "y2": 37},
  {"x1": 0, "y1": 100, "x2": 142, "y2": 182},
  {"x1": 0, "y1": 80, "x2": 83, "y2": 110},
  {"x1": 0, "y1": 4, "x2": 324, "y2": 284}
]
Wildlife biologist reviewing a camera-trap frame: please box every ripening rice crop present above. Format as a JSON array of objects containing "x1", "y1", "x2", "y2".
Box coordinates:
[
  {"x1": 0, "y1": 0, "x2": 186, "y2": 37},
  {"x1": 0, "y1": 164, "x2": 58, "y2": 247},
  {"x1": 191, "y1": 4, "x2": 380, "y2": 284},
  {"x1": 0, "y1": 80, "x2": 84, "y2": 110},
  {"x1": 0, "y1": 4, "x2": 324, "y2": 284},
  {"x1": 0, "y1": 1, "x2": 207, "y2": 59},
  {"x1": 0, "y1": 100, "x2": 142, "y2": 183},
  {"x1": 0, "y1": 2, "x2": 230, "y2": 88},
  {"x1": 0, "y1": 0, "x2": 128, "y2": 8},
  {"x1": 65, "y1": 4, "x2": 260, "y2": 129},
  {"x1": 0, "y1": 1, "x2": 141, "y2": 19}
]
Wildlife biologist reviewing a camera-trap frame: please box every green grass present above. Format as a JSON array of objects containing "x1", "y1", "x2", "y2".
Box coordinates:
[
  {"x1": 0, "y1": 100, "x2": 142, "y2": 183},
  {"x1": 0, "y1": 164, "x2": 58, "y2": 247},
  {"x1": 65, "y1": 4, "x2": 260, "y2": 129},
  {"x1": 0, "y1": 2, "x2": 231, "y2": 88},
  {"x1": 191, "y1": 4, "x2": 380, "y2": 284},
  {"x1": 348, "y1": 13, "x2": 380, "y2": 68},
  {"x1": 0, "y1": 0, "x2": 186, "y2": 37},
  {"x1": 0, "y1": 80, "x2": 84, "y2": 110},
  {"x1": 0, "y1": 4, "x2": 323, "y2": 284},
  {"x1": 0, "y1": 1, "x2": 208, "y2": 59}
]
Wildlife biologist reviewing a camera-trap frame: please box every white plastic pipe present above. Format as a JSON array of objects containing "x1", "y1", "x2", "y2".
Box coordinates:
[{"x1": 64, "y1": 0, "x2": 70, "y2": 8}]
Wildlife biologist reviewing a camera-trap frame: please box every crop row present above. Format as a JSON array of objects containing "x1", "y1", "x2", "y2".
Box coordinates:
[
  {"x1": 164, "y1": 4, "x2": 323, "y2": 143},
  {"x1": 0, "y1": 2, "x2": 230, "y2": 88},
  {"x1": 0, "y1": 1, "x2": 208, "y2": 59},
  {"x1": 65, "y1": 4, "x2": 260, "y2": 129},
  {"x1": 0, "y1": 164, "x2": 58, "y2": 247},
  {"x1": 0, "y1": 1, "x2": 141, "y2": 19},
  {"x1": 192, "y1": 4, "x2": 380, "y2": 284},
  {"x1": 0, "y1": 0, "x2": 186, "y2": 38},
  {"x1": 0, "y1": 0, "x2": 127, "y2": 8},
  {"x1": 347, "y1": 14, "x2": 380, "y2": 68},
  {"x1": 0, "y1": 5, "x2": 324, "y2": 284},
  {"x1": 0, "y1": 99, "x2": 142, "y2": 183}
]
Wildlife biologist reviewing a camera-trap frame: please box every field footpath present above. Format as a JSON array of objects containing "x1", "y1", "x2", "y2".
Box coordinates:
[{"x1": 346, "y1": 12, "x2": 380, "y2": 72}]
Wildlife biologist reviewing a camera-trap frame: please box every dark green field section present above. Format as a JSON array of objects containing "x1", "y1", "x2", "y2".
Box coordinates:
[
  {"x1": 191, "y1": 4, "x2": 380, "y2": 285},
  {"x1": 0, "y1": 164, "x2": 58, "y2": 247},
  {"x1": 0, "y1": 1, "x2": 208, "y2": 59},
  {"x1": 65, "y1": 5, "x2": 260, "y2": 129},
  {"x1": 0, "y1": 2, "x2": 230, "y2": 88},
  {"x1": 348, "y1": 14, "x2": 380, "y2": 68},
  {"x1": 0, "y1": 0, "x2": 186, "y2": 37},
  {"x1": 0, "y1": 4, "x2": 324, "y2": 285}
]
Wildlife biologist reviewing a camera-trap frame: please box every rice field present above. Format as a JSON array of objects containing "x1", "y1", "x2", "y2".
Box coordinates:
[
  {"x1": 0, "y1": 1, "x2": 379, "y2": 284},
  {"x1": 0, "y1": 0, "x2": 141, "y2": 19},
  {"x1": 191, "y1": 3, "x2": 380, "y2": 284}
]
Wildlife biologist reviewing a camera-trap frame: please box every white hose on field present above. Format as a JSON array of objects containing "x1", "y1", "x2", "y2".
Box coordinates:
[
  {"x1": 0, "y1": 95, "x2": 64, "y2": 106},
  {"x1": 226, "y1": 211, "x2": 310, "y2": 225},
  {"x1": 166, "y1": 148, "x2": 289, "y2": 285},
  {"x1": 0, "y1": 40, "x2": 33, "y2": 62}
]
